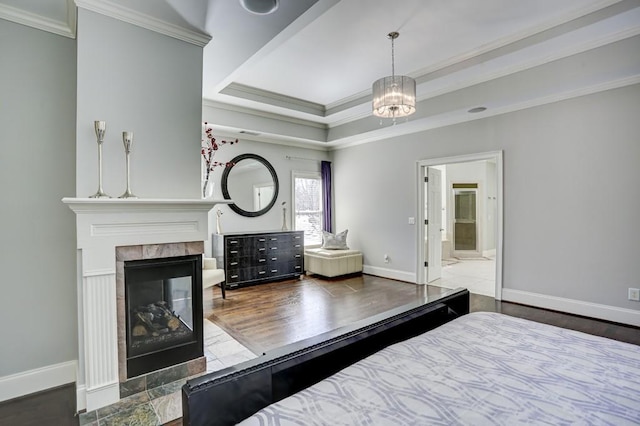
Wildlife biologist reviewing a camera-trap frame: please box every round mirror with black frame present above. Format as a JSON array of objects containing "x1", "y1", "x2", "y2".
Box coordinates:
[{"x1": 221, "y1": 153, "x2": 279, "y2": 217}]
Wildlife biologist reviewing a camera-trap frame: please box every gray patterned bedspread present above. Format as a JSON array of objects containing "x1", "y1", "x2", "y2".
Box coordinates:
[{"x1": 239, "y1": 312, "x2": 640, "y2": 425}]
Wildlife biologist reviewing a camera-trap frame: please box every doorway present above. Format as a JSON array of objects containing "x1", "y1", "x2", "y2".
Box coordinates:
[{"x1": 416, "y1": 151, "x2": 503, "y2": 299}]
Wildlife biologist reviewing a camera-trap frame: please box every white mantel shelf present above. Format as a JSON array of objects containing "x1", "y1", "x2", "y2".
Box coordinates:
[
  {"x1": 63, "y1": 197, "x2": 233, "y2": 252},
  {"x1": 62, "y1": 197, "x2": 232, "y2": 212}
]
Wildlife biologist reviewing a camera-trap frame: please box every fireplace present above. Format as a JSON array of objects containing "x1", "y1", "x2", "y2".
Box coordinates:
[
  {"x1": 64, "y1": 197, "x2": 229, "y2": 412},
  {"x1": 124, "y1": 254, "x2": 203, "y2": 378}
]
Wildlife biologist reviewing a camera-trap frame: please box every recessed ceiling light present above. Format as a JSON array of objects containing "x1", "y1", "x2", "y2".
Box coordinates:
[{"x1": 468, "y1": 106, "x2": 487, "y2": 113}]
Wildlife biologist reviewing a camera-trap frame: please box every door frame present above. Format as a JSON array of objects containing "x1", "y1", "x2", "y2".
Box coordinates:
[
  {"x1": 416, "y1": 151, "x2": 504, "y2": 300},
  {"x1": 425, "y1": 167, "x2": 443, "y2": 283}
]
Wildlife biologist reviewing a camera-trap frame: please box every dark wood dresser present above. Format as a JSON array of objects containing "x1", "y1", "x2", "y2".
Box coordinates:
[{"x1": 212, "y1": 230, "x2": 304, "y2": 289}]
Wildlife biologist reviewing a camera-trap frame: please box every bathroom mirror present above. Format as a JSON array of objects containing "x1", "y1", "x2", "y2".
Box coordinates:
[{"x1": 221, "y1": 154, "x2": 279, "y2": 217}]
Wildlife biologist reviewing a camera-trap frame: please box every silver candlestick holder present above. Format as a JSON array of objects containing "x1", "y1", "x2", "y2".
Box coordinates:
[
  {"x1": 281, "y1": 201, "x2": 288, "y2": 231},
  {"x1": 89, "y1": 120, "x2": 111, "y2": 198},
  {"x1": 119, "y1": 131, "x2": 137, "y2": 199}
]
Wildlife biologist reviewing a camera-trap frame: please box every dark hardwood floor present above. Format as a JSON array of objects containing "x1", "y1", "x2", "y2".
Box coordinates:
[
  {"x1": 204, "y1": 274, "x2": 451, "y2": 354},
  {"x1": 0, "y1": 383, "x2": 77, "y2": 426},
  {"x1": 206, "y1": 275, "x2": 640, "y2": 353},
  {"x1": 3, "y1": 274, "x2": 639, "y2": 425}
]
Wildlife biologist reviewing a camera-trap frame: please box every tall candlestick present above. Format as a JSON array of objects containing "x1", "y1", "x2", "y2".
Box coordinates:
[
  {"x1": 119, "y1": 131, "x2": 137, "y2": 199},
  {"x1": 89, "y1": 120, "x2": 111, "y2": 198}
]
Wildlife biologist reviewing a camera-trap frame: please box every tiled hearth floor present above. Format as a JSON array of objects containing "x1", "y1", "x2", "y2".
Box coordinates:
[{"x1": 78, "y1": 320, "x2": 256, "y2": 426}]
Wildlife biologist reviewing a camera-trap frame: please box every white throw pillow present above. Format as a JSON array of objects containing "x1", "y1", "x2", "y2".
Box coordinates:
[{"x1": 322, "y1": 229, "x2": 349, "y2": 250}]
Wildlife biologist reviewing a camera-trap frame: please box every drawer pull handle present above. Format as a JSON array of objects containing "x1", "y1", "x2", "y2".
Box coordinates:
[
  {"x1": 270, "y1": 238, "x2": 278, "y2": 241},
  {"x1": 271, "y1": 257, "x2": 277, "y2": 261},
  {"x1": 229, "y1": 241, "x2": 238, "y2": 244},
  {"x1": 259, "y1": 271, "x2": 265, "y2": 275},
  {"x1": 294, "y1": 244, "x2": 301, "y2": 248},
  {"x1": 295, "y1": 254, "x2": 301, "y2": 258},
  {"x1": 231, "y1": 275, "x2": 238, "y2": 279},
  {"x1": 271, "y1": 269, "x2": 278, "y2": 273},
  {"x1": 230, "y1": 250, "x2": 238, "y2": 254},
  {"x1": 271, "y1": 247, "x2": 278, "y2": 250},
  {"x1": 230, "y1": 262, "x2": 238, "y2": 266},
  {"x1": 259, "y1": 259, "x2": 266, "y2": 262},
  {"x1": 295, "y1": 266, "x2": 301, "y2": 269},
  {"x1": 295, "y1": 236, "x2": 301, "y2": 239},
  {"x1": 259, "y1": 248, "x2": 265, "y2": 251},
  {"x1": 259, "y1": 238, "x2": 266, "y2": 242}
]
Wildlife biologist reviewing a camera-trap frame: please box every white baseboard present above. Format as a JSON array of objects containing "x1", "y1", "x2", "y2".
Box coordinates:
[
  {"x1": 363, "y1": 265, "x2": 416, "y2": 283},
  {"x1": 76, "y1": 383, "x2": 86, "y2": 411},
  {"x1": 0, "y1": 360, "x2": 77, "y2": 403},
  {"x1": 502, "y1": 289, "x2": 640, "y2": 327},
  {"x1": 85, "y1": 381, "x2": 120, "y2": 412}
]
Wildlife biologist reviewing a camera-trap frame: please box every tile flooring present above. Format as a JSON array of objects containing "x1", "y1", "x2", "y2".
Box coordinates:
[
  {"x1": 433, "y1": 257, "x2": 496, "y2": 297},
  {"x1": 78, "y1": 319, "x2": 256, "y2": 426}
]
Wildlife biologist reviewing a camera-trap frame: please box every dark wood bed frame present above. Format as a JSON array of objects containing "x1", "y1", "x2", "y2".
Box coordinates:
[{"x1": 182, "y1": 288, "x2": 470, "y2": 426}]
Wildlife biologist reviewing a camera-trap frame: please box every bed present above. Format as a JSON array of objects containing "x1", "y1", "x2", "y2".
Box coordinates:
[{"x1": 182, "y1": 289, "x2": 640, "y2": 425}]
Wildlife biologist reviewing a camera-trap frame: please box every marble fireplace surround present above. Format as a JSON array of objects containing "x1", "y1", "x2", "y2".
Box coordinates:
[
  {"x1": 63, "y1": 198, "x2": 229, "y2": 413},
  {"x1": 115, "y1": 241, "x2": 204, "y2": 384}
]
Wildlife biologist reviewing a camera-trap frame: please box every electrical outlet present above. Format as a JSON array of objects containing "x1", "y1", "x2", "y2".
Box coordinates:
[
  {"x1": 408, "y1": 217, "x2": 415, "y2": 225},
  {"x1": 629, "y1": 288, "x2": 640, "y2": 302},
  {"x1": 384, "y1": 254, "x2": 390, "y2": 264}
]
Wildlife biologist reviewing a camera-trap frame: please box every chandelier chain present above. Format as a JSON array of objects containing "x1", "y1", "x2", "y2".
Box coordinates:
[{"x1": 391, "y1": 35, "x2": 395, "y2": 77}]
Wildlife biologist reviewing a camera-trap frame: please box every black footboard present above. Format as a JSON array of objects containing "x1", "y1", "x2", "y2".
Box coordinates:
[{"x1": 182, "y1": 288, "x2": 470, "y2": 426}]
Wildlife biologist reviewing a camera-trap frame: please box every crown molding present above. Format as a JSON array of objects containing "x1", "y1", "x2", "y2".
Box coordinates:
[
  {"x1": 413, "y1": 26, "x2": 640, "y2": 111},
  {"x1": 211, "y1": 125, "x2": 332, "y2": 151},
  {"x1": 203, "y1": 72, "x2": 640, "y2": 152},
  {"x1": 410, "y1": 0, "x2": 624, "y2": 81},
  {"x1": 329, "y1": 73, "x2": 640, "y2": 151},
  {"x1": 74, "y1": 0, "x2": 211, "y2": 47},
  {"x1": 202, "y1": 99, "x2": 327, "y2": 130},
  {"x1": 0, "y1": 1, "x2": 76, "y2": 38},
  {"x1": 221, "y1": 83, "x2": 326, "y2": 117}
]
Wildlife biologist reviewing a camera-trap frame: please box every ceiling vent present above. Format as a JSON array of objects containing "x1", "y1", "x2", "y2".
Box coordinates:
[{"x1": 239, "y1": 130, "x2": 261, "y2": 136}]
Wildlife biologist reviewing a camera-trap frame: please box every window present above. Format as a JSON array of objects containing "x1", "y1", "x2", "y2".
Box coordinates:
[{"x1": 293, "y1": 172, "x2": 323, "y2": 245}]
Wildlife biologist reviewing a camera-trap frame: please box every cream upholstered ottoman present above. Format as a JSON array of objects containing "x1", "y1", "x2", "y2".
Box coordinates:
[{"x1": 304, "y1": 248, "x2": 363, "y2": 278}]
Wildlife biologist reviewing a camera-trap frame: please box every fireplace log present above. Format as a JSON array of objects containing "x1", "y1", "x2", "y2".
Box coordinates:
[
  {"x1": 132, "y1": 324, "x2": 147, "y2": 336},
  {"x1": 134, "y1": 303, "x2": 182, "y2": 335},
  {"x1": 154, "y1": 302, "x2": 181, "y2": 331}
]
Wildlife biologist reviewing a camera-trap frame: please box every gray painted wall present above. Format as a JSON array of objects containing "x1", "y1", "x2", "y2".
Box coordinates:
[
  {"x1": 333, "y1": 84, "x2": 640, "y2": 310},
  {"x1": 0, "y1": 20, "x2": 77, "y2": 376},
  {"x1": 75, "y1": 10, "x2": 203, "y2": 199}
]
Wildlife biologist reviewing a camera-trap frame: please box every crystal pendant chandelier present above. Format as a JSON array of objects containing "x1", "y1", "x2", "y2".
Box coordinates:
[{"x1": 372, "y1": 32, "x2": 416, "y2": 119}]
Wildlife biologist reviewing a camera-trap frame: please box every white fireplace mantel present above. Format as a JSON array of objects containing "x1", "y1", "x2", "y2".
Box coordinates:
[
  {"x1": 64, "y1": 198, "x2": 231, "y2": 270},
  {"x1": 62, "y1": 197, "x2": 231, "y2": 412}
]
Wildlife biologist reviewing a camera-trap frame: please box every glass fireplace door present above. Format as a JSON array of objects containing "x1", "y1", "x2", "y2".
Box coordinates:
[{"x1": 124, "y1": 254, "x2": 203, "y2": 378}]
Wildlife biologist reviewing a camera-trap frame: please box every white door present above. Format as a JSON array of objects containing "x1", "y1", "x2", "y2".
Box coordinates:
[{"x1": 426, "y1": 167, "x2": 442, "y2": 282}]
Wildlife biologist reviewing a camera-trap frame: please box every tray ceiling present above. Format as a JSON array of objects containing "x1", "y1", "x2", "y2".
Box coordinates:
[{"x1": 2, "y1": 0, "x2": 639, "y2": 147}]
